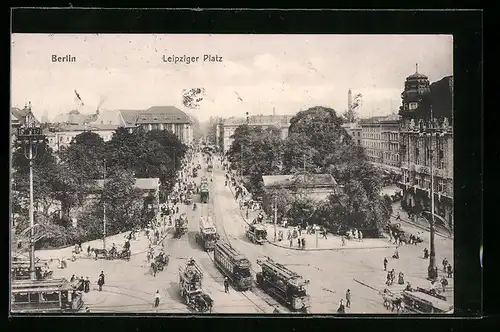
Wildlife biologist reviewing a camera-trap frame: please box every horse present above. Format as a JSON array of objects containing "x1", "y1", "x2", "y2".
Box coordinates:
[{"x1": 91, "y1": 248, "x2": 108, "y2": 260}]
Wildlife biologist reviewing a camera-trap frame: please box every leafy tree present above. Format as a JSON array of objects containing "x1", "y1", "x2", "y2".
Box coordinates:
[
  {"x1": 60, "y1": 131, "x2": 106, "y2": 180},
  {"x1": 12, "y1": 142, "x2": 60, "y2": 219},
  {"x1": 91, "y1": 168, "x2": 146, "y2": 235},
  {"x1": 282, "y1": 106, "x2": 388, "y2": 234},
  {"x1": 228, "y1": 125, "x2": 282, "y2": 195}
]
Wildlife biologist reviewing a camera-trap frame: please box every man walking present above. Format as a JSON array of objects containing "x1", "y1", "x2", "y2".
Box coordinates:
[
  {"x1": 97, "y1": 271, "x2": 105, "y2": 291},
  {"x1": 383, "y1": 257, "x2": 388, "y2": 271},
  {"x1": 154, "y1": 290, "x2": 161, "y2": 308},
  {"x1": 345, "y1": 289, "x2": 351, "y2": 308},
  {"x1": 224, "y1": 276, "x2": 230, "y2": 293}
]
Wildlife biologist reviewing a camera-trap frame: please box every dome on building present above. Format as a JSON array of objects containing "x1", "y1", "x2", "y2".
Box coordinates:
[{"x1": 405, "y1": 64, "x2": 428, "y2": 80}]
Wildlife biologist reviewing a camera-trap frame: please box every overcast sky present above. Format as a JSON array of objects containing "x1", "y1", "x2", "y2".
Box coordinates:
[{"x1": 11, "y1": 34, "x2": 452, "y2": 122}]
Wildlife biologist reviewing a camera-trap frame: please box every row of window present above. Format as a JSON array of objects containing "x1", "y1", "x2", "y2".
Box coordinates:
[
  {"x1": 403, "y1": 172, "x2": 449, "y2": 195},
  {"x1": 384, "y1": 152, "x2": 400, "y2": 162},
  {"x1": 362, "y1": 133, "x2": 381, "y2": 140}
]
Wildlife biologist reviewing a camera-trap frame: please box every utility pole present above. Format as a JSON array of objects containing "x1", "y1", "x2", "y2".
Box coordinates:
[
  {"x1": 427, "y1": 106, "x2": 437, "y2": 280},
  {"x1": 274, "y1": 197, "x2": 278, "y2": 242},
  {"x1": 17, "y1": 105, "x2": 45, "y2": 281},
  {"x1": 102, "y1": 160, "x2": 107, "y2": 250}
]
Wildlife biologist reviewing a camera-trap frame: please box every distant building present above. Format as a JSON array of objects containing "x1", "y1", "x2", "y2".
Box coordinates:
[
  {"x1": 341, "y1": 122, "x2": 362, "y2": 145},
  {"x1": 52, "y1": 109, "x2": 99, "y2": 125},
  {"x1": 11, "y1": 103, "x2": 41, "y2": 144},
  {"x1": 117, "y1": 106, "x2": 193, "y2": 145},
  {"x1": 222, "y1": 113, "x2": 293, "y2": 153},
  {"x1": 397, "y1": 67, "x2": 453, "y2": 230},
  {"x1": 261, "y1": 173, "x2": 342, "y2": 214},
  {"x1": 45, "y1": 123, "x2": 119, "y2": 153},
  {"x1": 360, "y1": 114, "x2": 402, "y2": 173}
]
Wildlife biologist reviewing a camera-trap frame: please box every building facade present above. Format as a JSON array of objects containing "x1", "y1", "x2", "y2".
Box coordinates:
[
  {"x1": 397, "y1": 68, "x2": 453, "y2": 230},
  {"x1": 45, "y1": 124, "x2": 119, "y2": 153},
  {"x1": 341, "y1": 122, "x2": 362, "y2": 145},
  {"x1": 118, "y1": 106, "x2": 193, "y2": 145},
  {"x1": 222, "y1": 114, "x2": 293, "y2": 153},
  {"x1": 360, "y1": 114, "x2": 401, "y2": 172},
  {"x1": 261, "y1": 173, "x2": 342, "y2": 215}
]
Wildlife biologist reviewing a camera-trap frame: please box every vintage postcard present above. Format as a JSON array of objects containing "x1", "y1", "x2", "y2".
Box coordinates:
[{"x1": 10, "y1": 34, "x2": 454, "y2": 314}]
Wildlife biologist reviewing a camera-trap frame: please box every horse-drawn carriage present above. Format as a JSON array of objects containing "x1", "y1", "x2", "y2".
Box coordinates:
[
  {"x1": 179, "y1": 258, "x2": 213, "y2": 313},
  {"x1": 91, "y1": 246, "x2": 131, "y2": 261}
]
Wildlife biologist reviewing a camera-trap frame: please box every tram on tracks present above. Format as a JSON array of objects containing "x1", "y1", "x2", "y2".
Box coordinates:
[
  {"x1": 256, "y1": 257, "x2": 310, "y2": 313},
  {"x1": 11, "y1": 278, "x2": 84, "y2": 313},
  {"x1": 196, "y1": 217, "x2": 219, "y2": 251},
  {"x1": 213, "y1": 241, "x2": 253, "y2": 291}
]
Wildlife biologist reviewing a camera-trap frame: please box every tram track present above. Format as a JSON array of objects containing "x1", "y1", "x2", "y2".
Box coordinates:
[{"x1": 202, "y1": 164, "x2": 292, "y2": 314}]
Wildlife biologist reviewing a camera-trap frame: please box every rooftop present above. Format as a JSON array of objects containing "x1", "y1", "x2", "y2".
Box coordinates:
[
  {"x1": 359, "y1": 114, "x2": 401, "y2": 125},
  {"x1": 94, "y1": 178, "x2": 160, "y2": 191},
  {"x1": 224, "y1": 114, "x2": 292, "y2": 126},
  {"x1": 262, "y1": 173, "x2": 338, "y2": 188},
  {"x1": 46, "y1": 123, "x2": 119, "y2": 133},
  {"x1": 119, "y1": 106, "x2": 191, "y2": 125}
]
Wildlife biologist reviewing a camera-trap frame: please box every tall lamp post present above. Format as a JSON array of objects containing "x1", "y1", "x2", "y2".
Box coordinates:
[
  {"x1": 16, "y1": 106, "x2": 45, "y2": 281},
  {"x1": 419, "y1": 109, "x2": 447, "y2": 280}
]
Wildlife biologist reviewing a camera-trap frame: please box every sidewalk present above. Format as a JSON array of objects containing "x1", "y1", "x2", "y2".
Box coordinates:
[
  {"x1": 225, "y1": 178, "x2": 395, "y2": 251},
  {"x1": 390, "y1": 202, "x2": 453, "y2": 240},
  {"x1": 35, "y1": 224, "x2": 173, "y2": 261}
]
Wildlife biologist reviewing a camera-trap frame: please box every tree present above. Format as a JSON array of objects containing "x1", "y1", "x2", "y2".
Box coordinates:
[
  {"x1": 227, "y1": 125, "x2": 282, "y2": 196},
  {"x1": 91, "y1": 168, "x2": 146, "y2": 235},
  {"x1": 12, "y1": 141, "x2": 61, "y2": 219},
  {"x1": 60, "y1": 131, "x2": 106, "y2": 180},
  {"x1": 283, "y1": 106, "x2": 388, "y2": 234}
]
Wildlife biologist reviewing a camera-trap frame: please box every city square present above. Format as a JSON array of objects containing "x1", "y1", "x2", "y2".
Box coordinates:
[{"x1": 11, "y1": 34, "x2": 454, "y2": 315}]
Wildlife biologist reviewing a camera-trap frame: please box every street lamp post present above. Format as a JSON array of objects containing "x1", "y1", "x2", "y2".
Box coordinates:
[
  {"x1": 102, "y1": 160, "x2": 107, "y2": 250},
  {"x1": 273, "y1": 197, "x2": 277, "y2": 242},
  {"x1": 419, "y1": 109, "x2": 446, "y2": 280},
  {"x1": 16, "y1": 106, "x2": 45, "y2": 281}
]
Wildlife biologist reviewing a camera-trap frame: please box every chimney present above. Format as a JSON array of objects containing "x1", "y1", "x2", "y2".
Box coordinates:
[{"x1": 348, "y1": 89, "x2": 352, "y2": 112}]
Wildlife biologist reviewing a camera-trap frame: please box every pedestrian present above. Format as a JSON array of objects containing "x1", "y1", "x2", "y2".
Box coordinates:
[
  {"x1": 224, "y1": 276, "x2": 230, "y2": 293},
  {"x1": 447, "y1": 265, "x2": 453, "y2": 278},
  {"x1": 289, "y1": 237, "x2": 293, "y2": 247},
  {"x1": 439, "y1": 276, "x2": 448, "y2": 293},
  {"x1": 84, "y1": 277, "x2": 90, "y2": 293},
  {"x1": 383, "y1": 257, "x2": 388, "y2": 271},
  {"x1": 359, "y1": 231, "x2": 363, "y2": 242},
  {"x1": 297, "y1": 237, "x2": 301, "y2": 248},
  {"x1": 442, "y1": 258, "x2": 448, "y2": 272},
  {"x1": 423, "y1": 247, "x2": 429, "y2": 259},
  {"x1": 87, "y1": 245, "x2": 91, "y2": 257},
  {"x1": 97, "y1": 271, "x2": 105, "y2": 291},
  {"x1": 337, "y1": 299, "x2": 345, "y2": 314},
  {"x1": 287, "y1": 229, "x2": 291, "y2": 240},
  {"x1": 301, "y1": 237, "x2": 306, "y2": 249},
  {"x1": 396, "y1": 212, "x2": 401, "y2": 221},
  {"x1": 345, "y1": 289, "x2": 351, "y2": 308},
  {"x1": 322, "y1": 227, "x2": 328, "y2": 239},
  {"x1": 154, "y1": 290, "x2": 161, "y2": 308},
  {"x1": 298, "y1": 225, "x2": 302, "y2": 237},
  {"x1": 70, "y1": 274, "x2": 75, "y2": 282},
  {"x1": 341, "y1": 236, "x2": 346, "y2": 246}
]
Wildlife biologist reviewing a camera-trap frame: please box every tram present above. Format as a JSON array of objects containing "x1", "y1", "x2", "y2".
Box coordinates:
[
  {"x1": 11, "y1": 278, "x2": 84, "y2": 313},
  {"x1": 213, "y1": 241, "x2": 253, "y2": 290}
]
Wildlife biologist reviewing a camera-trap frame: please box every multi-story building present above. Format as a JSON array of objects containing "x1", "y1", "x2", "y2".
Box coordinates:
[
  {"x1": 341, "y1": 122, "x2": 362, "y2": 145},
  {"x1": 11, "y1": 103, "x2": 41, "y2": 144},
  {"x1": 360, "y1": 114, "x2": 401, "y2": 172},
  {"x1": 397, "y1": 67, "x2": 453, "y2": 230},
  {"x1": 118, "y1": 106, "x2": 193, "y2": 145},
  {"x1": 45, "y1": 123, "x2": 119, "y2": 153},
  {"x1": 222, "y1": 113, "x2": 293, "y2": 153}
]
